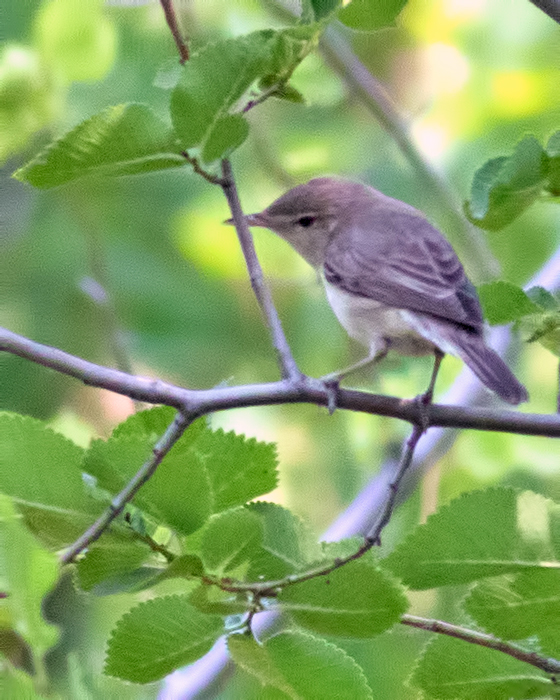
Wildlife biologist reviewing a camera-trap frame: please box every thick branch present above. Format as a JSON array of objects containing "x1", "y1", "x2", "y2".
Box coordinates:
[
  {"x1": 220, "y1": 159, "x2": 302, "y2": 380},
  {"x1": 401, "y1": 614, "x2": 560, "y2": 676},
  {"x1": 5, "y1": 326, "x2": 560, "y2": 437},
  {"x1": 529, "y1": 0, "x2": 560, "y2": 23},
  {"x1": 61, "y1": 411, "x2": 192, "y2": 563}
]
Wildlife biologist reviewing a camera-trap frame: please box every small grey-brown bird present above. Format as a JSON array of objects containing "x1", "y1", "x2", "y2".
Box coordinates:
[{"x1": 243, "y1": 177, "x2": 528, "y2": 404}]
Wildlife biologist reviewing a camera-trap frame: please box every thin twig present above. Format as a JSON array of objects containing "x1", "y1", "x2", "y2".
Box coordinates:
[
  {"x1": 401, "y1": 614, "x2": 560, "y2": 676},
  {"x1": 60, "y1": 411, "x2": 191, "y2": 564},
  {"x1": 220, "y1": 159, "x2": 302, "y2": 381},
  {"x1": 159, "y1": 0, "x2": 190, "y2": 63},
  {"x1": 181, "y1": 151, "x2": 225, "y2": 186}
]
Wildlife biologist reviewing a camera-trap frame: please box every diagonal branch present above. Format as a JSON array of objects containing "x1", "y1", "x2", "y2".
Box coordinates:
[
  {"x1": 401, "y1": 614, "x2": 560, "y2": 676},
  {"x1": 159, "y1": 0, "x2": 190, "y2": 63},
  {"x1": 61, "y1": 411, "x2": 192, "y2": 564},
  {"x1": 220, "y1": 159, "x2": 302, "y2": 381}
]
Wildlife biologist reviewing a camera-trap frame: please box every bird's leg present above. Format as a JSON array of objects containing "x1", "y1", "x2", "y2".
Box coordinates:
[
  {"x1": 321, "y1": 340, "x2": 390, "y2": 414},
  {"x1": 415, "y1": 348, "x2": 444, "y2": 430}
]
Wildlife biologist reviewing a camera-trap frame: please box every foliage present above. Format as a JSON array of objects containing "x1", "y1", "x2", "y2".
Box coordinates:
[{"x1": 2, "y1": 0, "x2": 560, "y2": 699}]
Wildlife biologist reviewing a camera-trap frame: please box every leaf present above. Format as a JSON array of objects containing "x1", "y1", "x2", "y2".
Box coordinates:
[
  {"x1": 278, "y1": 560, "x2": 408, "y2": 638},
  {"x1": 170, "y1": 27, "x2": 319, "y2": 163},
  {"x1": 546, "y1": 130, "x2": 560, "y2": 195},
  {"x1": 0, "y1": 494, "x2": 59, "y2": 655},
  {"x1": 83, "y1": 418, "x2": 213, "y2": 536},
  {"x1": 525, "y1": 285, "x2": 559, "y2": 311},
  {"x1": 310, "y1": 0, "x2": 342, "y2": 21},
  {"x1": 104, "y1": 595, "x2": 223, "y2": 683},
  {"x1": 228, "y1": 630, "x2": 373, "y2": 700},
  {"x1": 0, "y1": 412, "x2": 102, "y2": 547},
  {"x1": 384, "y1": 489, "x2": 560, "y2": 590},
  {"x1": 477, "y1": 281, "x2": 540, "y2": 324},
  {"x1": 200, "y1": 508, "x2": 264, "y2": 576},
  {"x1": 189, "y1": 585, "x2": 249, "y2": 616},
  {"x1": 14, "y1": 103, "x2": 185, "y2": 188},
  {"x1": 75, "y1": 534, "x2": 152, "y2": 592},
  {"x1": 410, "y1": 635, "x2": 551, "y2": 699},
  {"x1": 195, "y1": 428, "x2": 278, "y2": 513},
  {"x1": 338, "y1": 0, "x2": 408, "y2": 30},
  {"x1": 465, "y1": 570, "x2": 560, "y2": 656},
  {"x1": 465, "y1": 135, "x2": 547, "y2": 230}
]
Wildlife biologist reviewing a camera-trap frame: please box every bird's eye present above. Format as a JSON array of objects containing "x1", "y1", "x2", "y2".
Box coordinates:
[{"x1": 296, "y1": 216, "x2": 316, "y2": 228}]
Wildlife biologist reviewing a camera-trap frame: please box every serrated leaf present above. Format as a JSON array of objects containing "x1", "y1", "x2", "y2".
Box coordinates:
[
  {"x1": 105, "y1": 595, "x2": 223, "y2": 683},
  {"x1": 465, "y1": 570, "x2": 560, "y2": 656},
  {"x1": 0, "y1": 412, "x2": 102, "y2": 547},
  {"x1": 465, "y1": 135, "x2": 547, "y2": 230},
  {"x1": 338, "y1": 0, "x2": 408, "y2": 30},
  {"x1": 246, "y1": 502, "x2": 322, "y2": 577},
  {"x1": 111, "y1": 405, "x2": 183, "y2": 441},
  {"x1": 384, "y1": 489, "x2": 560, "y2": 590},
  {"x1": 195, "y1": 429, "x2": 278, "y2": 513},
  {"x1": 170, "y1": 27, "x2": 319, "y2": 163},
  {"x1": 410, "y1": 634, "x2": 551, "y2": 699},
  {"x1": 75, "y1": 534, "x2": 152, "y2": 592},
  {"x1": 228, "y1": 630, "x2": 373, "y2": 700},
  {"x1": 0, "y1": 494, "x2": 59, "y2": 655},
  {"x1": 278, "y1": 560, "x2": 407, "y2": 638},
  {"x1": 478, "y1": 281, "x2": 540, "y2": 324},
  {"x1": 200, "y1": 508, "x2": 264, "y2": 576},
  {"x1": 83, "y1": 418, "x2": 212, "y2": 536},
  {"x1": 14, "y1": 103, "x2": 184, "y2": 188}
]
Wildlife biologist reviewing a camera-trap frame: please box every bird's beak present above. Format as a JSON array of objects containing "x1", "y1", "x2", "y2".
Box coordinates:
[{"x1": 223, "y1": 212, "x2": 268, "y2": 227}]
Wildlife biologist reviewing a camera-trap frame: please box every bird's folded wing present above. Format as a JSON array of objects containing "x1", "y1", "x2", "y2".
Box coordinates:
[{"x1": 323, "y1": 211, "x2": 484, "y2": 330}]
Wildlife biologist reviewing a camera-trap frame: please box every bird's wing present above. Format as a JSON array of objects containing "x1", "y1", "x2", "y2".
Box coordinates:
[{"x1": 323, "y1": 210, "x2": 484, "y2": 330}]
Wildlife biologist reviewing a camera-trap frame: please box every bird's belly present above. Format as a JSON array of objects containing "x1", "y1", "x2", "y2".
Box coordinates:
[{"x1": 324, "y1": 282, "x2": 439, "y2": 357}]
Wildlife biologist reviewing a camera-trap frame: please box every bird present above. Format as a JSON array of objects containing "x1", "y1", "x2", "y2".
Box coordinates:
[{"x1": 242, "y1": 177, "x2": 528, "y2": 405}]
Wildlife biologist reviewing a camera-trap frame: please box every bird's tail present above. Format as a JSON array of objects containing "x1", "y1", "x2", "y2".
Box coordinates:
[{"x1": 446, "y1": 327, "x2": 528, "y2": 405}]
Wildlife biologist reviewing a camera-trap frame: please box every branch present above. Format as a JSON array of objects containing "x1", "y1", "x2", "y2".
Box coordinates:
[
  {"x1": 159, "y1": 0, "x2": 190, "y2": 63},
  {"x1": 220, "y1": 159, "x2": 302, "y2": 381},
  {"x1": 401, "y1": 614, "x2": 560, "y2": 676},
  {"x1": 61, "y1": 411, "x2": 192, "y2": 564},
  {"x1": 528, "y1": 0, "x2": 560, "y2": 23}
]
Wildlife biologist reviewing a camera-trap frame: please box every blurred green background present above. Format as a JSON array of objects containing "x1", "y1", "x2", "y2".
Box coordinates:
[{"x1": 1, "y1": 1, "x2": 560, "y2": 697}]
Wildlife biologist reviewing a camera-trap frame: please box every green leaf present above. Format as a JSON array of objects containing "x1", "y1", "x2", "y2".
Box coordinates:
[
  {"x1": 525, "y1": 285, "x2": 559, "y2": 311},
  {"x1": 105, "y1": 595, "x2": 223, "y2": 683},
  {"x1": 546, "y1": 130, "x2": 560, "y2": 195},
  {"x1": 465, "y1": 570, "x2": 560, "y2": 656},
  {"x1": 465, "y1": 135, "x2": 546, "y2": 230},
  {"x1": 83, "y1": 421, "x2": 212, "y2": 536},
  {"x1": 0, "y1": 494, "x2": 59, "y2": 655},
  {"x1": 384, "y1": 489, "x2": 559, "y2": 590},
  {"x1": 520, "y1": 311, "x2": 560, "y2": 356},
  {"x1": 228, "y1": 630, "x2": 373, "y2": 700},
  {"x1": 75, "y1": 534, "x2": 152, "y2": 592},
  {"x1": 278, "y1": 560, "x2": 408, "y2": 638},
  {"x1": 200, "y1": 508, "x2": 264, "y2": 576},
  {"x1": 477, "y1": 281, "x2": 540, "y2": 324},
  {"x1": 195, "y1": 429, "x2": 278, "y2": 513},
  {"x1": 338, "y1": 0, "x2": 408, "y2": 30},
  {"x1": 112, "y1": 405, "x2": 181, "y2": 441},
  {"x1": 189, "y1": 585, "x2": 249, "y2": 616},
  {"x1": 310, "y1": 0, "x2": 342, "y2": 20},
  {"x1": 410, "y1": 635, "x2": 551, "y2": 699},
  {"x1": 0, "y1": 412, "x2": 102, "y2": 547},
  {"x1": 170, "y1": 27, "x2": 319, "y2": 163},
  {"x1": 246, "y1": 502, "x2": 322, "y2": 579},
  {"x1": 14, "y1": 103, "x2": 185, "y2": 188}
]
